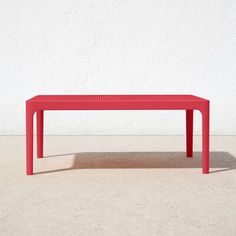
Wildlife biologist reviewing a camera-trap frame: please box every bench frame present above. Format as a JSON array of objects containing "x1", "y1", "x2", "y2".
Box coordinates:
[{"x1": 26, "y1": 95, "x2": 210, "y2": 175}]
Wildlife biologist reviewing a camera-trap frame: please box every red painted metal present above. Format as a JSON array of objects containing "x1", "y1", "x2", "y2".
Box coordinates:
[
  {"x1": 36, "y1": 110, "x2": 43, "y2": 158},
  {"x1": 186, "y1": 110, "x2": 193, "y2": 157},
  {"x1": 26, "y1": 94, "x2": 210, "y2": 175}
]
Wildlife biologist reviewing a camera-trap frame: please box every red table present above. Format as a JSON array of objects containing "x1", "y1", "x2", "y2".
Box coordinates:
[{"x1": 26, "y1": 95, "x2": 210, "y2": 175}]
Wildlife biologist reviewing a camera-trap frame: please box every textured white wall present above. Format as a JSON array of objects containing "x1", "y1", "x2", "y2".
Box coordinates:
[{"x1": 0, "y1": 0, "x2": 236, "y2": 135}]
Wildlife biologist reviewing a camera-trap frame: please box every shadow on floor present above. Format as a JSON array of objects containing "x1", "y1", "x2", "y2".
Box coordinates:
[{"x1": 35, "y1": 151, "x2": 236, "y2": 175}]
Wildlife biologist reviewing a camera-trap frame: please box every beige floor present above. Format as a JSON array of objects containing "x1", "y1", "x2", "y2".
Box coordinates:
[{"x1": 0, "y1": 136, "x2": 236, "y2": 236}]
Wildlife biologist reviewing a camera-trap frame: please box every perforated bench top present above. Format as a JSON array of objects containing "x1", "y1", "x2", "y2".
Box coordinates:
[
  {"x1": 28, "y1": 94, "x2": 208, "y2": 102},
  {"x1": 26, "y1": 95, "x2": 209, "y2": 111}
]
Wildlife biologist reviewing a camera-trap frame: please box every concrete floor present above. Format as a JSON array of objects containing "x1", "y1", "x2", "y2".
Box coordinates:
[{"x1": 0, "y1": 135, "x2": 236, "y2": 236}]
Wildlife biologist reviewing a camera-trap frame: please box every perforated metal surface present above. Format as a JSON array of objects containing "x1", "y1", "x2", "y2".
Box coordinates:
[{"x1": 29, "y1": 95, "x2": 207, "y2": 102}]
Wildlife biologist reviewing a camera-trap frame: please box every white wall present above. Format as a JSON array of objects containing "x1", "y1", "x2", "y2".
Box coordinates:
[{"x1": 0, "y1": 0, "x2": 236, "y2": 135}]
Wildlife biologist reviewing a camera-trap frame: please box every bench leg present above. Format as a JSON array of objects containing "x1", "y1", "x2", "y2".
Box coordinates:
[
  {"x1": 202, "y1": 106, "x2": 210, "y2": 174},
  {"x1": 186, "y1": 110, "x2": 193, "y2": 157},
  {"x1": 26, "y1": 106, "x2": 34, "y2": 175},
  {"x1": 37, "y1": 110, "x2": 44, "y2": 158}
]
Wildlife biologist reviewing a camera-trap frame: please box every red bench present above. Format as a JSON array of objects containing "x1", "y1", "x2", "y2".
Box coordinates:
[{"x1": 26, "y1": 95, "x2": 210, "y2": 175}]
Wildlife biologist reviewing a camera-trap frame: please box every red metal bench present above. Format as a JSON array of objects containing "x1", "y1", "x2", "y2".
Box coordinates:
[{"x1": 26, "y1": 95, "x2": 210, "y2": 175}]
